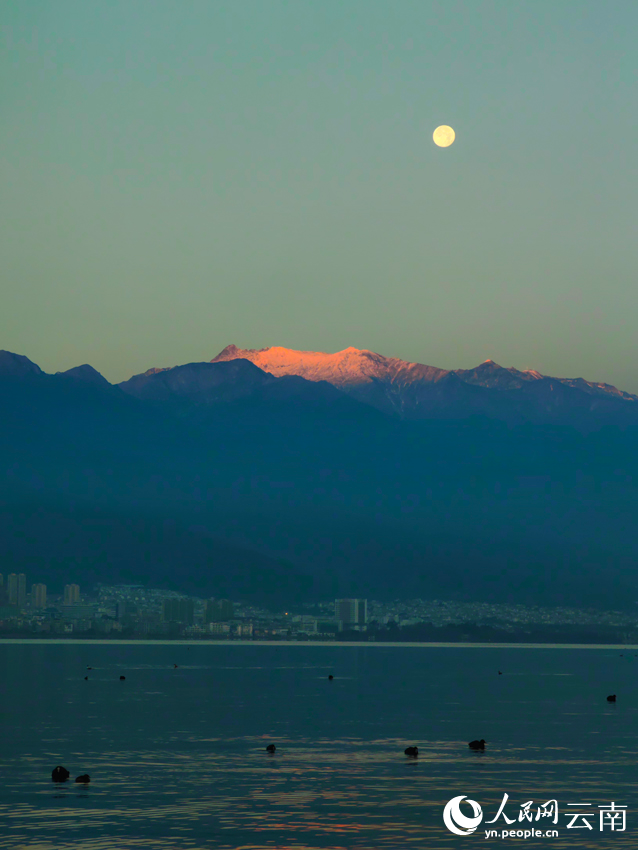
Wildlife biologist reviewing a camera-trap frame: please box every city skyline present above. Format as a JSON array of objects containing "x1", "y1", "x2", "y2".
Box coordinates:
[{"x1": 3, "y1": 579, "x2": 638, "y2": 644}]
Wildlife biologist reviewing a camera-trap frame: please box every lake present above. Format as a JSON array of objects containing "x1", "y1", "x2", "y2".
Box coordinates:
[{"x1": 1, "y1": 641, "x2": 637, "y2": 848}]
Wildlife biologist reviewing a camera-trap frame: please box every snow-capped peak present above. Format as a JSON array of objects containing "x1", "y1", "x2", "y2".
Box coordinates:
[
  {"x1": 211, "y1": 345, "x2": 448, "y2": 387},
  {"x1": 209, "y1": 345, "x2": 638, "y2": 404}
]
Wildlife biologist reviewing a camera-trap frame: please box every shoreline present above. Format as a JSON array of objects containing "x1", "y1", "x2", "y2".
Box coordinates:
[{"x1": 1, "y1": 638, "x2": 637, "y2": 649}]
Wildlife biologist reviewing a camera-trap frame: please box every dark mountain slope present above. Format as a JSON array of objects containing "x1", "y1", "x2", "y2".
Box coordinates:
[
  {"x1": 0, "y1": 350, "x2": 42, "y2": 377},
  {"x1": 0, "y1": 502, "x2": 311, "y2": 604},
  {"x1": 1, "y1": 351, "x2": 638, "y2": 608}
]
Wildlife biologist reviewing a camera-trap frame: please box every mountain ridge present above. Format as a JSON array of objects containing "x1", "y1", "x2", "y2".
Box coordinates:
[
  {"x1": 2, "y1": 345, "x2": 636, "y2": 429},
  {"x1": 211, "y1": 345, "x2": 637, "y2": 401},
  {"x1": 4, "y1": 345, "x2": 632, "y2": 405}
]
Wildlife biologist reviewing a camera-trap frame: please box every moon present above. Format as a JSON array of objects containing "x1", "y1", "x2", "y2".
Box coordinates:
[{"x1": 433, "y1": 125, "x2": 455, "y2": 147}]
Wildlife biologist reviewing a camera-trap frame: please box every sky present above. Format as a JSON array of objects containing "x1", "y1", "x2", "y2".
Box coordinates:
[{"x1": 1, "y1": 0, "x2": 638, "y2": 388}]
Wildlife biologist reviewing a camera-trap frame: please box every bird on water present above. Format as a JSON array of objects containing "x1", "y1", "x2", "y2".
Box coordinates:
[
  {"x1": 469, "y1": 739, "x2": 486, "y2": 750},
  {"x1": 52, "y1": 766, "x2": 70, "y2": 783}
]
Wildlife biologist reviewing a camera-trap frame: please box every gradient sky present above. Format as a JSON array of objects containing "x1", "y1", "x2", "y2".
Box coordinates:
[{"x1": 2, "y1": 0, "x2": 638, "y2": 388}]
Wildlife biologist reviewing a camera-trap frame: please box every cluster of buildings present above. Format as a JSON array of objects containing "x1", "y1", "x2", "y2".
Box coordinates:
[
  {"x1": 367, "y1": 598, "x2": 638, "y2": 630},
  {"x1": 0, "y1": 574, "x2": 95, "y2": 634},
  {"x1": 3, "y1": 575, "x2": 638, "y2": 641},
  {"x1": 151, "y1": 596, "x2": 369, "y2": 639},
  {"x1": 0, "y1": 576, "x2": 371, "y2": 639}
]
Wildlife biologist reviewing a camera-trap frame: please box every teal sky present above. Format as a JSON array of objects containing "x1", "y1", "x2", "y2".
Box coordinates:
[{"x1": 2, "y1": 0, "x2": 638, "y2": 388}]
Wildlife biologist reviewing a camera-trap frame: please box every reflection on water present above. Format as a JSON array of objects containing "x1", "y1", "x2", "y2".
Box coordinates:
[{"x1": 1, "y1": 644, "x2": 638, "y2": 848}]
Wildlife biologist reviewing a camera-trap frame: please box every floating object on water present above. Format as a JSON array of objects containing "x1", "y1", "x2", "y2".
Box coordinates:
[
  {"x1": 469, "y1": 739, "x2": 486, "y2": 750},
  {"x1": 174, "y1": 664, "x2": 178, "y2": 668},
  {"x1": 498, "y1": 670, "x2": 503, "y2": 675},
  {"x1": 52, "y1": 766, "x2": 70, "y2": 783},
  {"x1": 84, "y1": 676, "x2": 88, "y2": 681},
  {"x1": 119, "y1": 675, "x2": 126, "y2": 680},
  {"x1": 404, "y1": 746, "x2": 418, "y2": 757},
  {"x1": 266, "y1": 744, "x2": 276, "y2": 753},
  {"x1": 607, "y1": 694, "x2": 617, "y2": 702},
  {"x1": 75, "y1": 774, "x2": 90, "y2": 783},
  {"x1": 328, "y1": 675, "x2": 334, "y2": 680}
]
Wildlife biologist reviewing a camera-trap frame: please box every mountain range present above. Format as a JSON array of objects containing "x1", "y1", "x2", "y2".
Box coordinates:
[
  {"x1": 115, "y1": 344, "x2": 638, "y2": 429},
  {"x1": 212, "y1": 344, "x2": 636, "y2": 403},
  {"x1": 1, "y1": 344, "x2": 638, "y2": 610}
]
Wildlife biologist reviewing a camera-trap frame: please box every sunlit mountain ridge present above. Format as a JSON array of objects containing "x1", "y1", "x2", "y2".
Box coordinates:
[
  {"x1": 2, "y1": 345, "x2": 637, "y2": 427},
  {"x1": 211, "y1": 345, "x2": 637, "y2": 402}
]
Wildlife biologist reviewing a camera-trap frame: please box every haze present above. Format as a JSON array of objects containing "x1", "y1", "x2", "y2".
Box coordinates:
[{"x1": 1, "y1": 0, "x2": 637, "y2": 390}]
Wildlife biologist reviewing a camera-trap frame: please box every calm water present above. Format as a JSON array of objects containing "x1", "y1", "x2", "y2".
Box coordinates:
[{"x1": 1, "y1": 642, "x2": 637, "y2": 849}]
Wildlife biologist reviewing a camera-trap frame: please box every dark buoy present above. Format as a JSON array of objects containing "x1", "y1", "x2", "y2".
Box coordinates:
[
  {"x1": 328, "y1": 675, "x2": 334, "y2": 680},
  {"x1": 469, "y1": 739, "x2": 486, "y2": 750},
  {"x1": 266, "y1": 744, "x2": 276, "y2": 753},
  {"x1": 84, "y1": 676, "x2": 88, "y2": 681},
  {"x1": 52, "y1": 766, "x2": 70, "y2": 783},
  {"x1": 75, "y1": 774, "x2": 90, "y2": 783},
  {"x1": 607, "y1": 694, "x2": 617, "y2": 702},
  {"x1": 404, "y1": 746, "x2": 418, "y2": 757},
  {"x1": 120, "y1": 675, "x2": 126, "y2": 680}
]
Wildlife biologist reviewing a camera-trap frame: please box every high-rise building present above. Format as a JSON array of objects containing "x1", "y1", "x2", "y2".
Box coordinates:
[
  {"x1": 162, "y1": 598, "x2": 195, "y2": 625},
  {"x1": 32, "y1": 584, "x2": 47, "y2": 609},
  {"x1": 8, "y1": 573, "x2": 27, "y2": 608},
  {"x1": 205, "y1": 599, "x2": 234, "y2": 623},
  {"x1": 334, "y1": 599, "x2": 368, "y2": 628},
  {"x1": 64, "y1": 584, "x2": 80, "y2": 605}
]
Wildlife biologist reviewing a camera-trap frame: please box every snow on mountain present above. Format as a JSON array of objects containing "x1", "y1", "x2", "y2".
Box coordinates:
[
  {"x1": 212, "y1": 345, "x2": 448, "y2": 387},
  {"x1": 211, "y1": 345, "x2": 637, "y2": 404},
  {"x1": 558, "y1": 377, "x2": 637, "y2": 401},
  {"x1": 454, "y1": 360, "x2": 547, "y2": 391}
]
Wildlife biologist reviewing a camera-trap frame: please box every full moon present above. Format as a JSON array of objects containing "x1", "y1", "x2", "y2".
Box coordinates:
[{"x1": 433, "y1": 125, "x2": 455, "y2": 147}]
